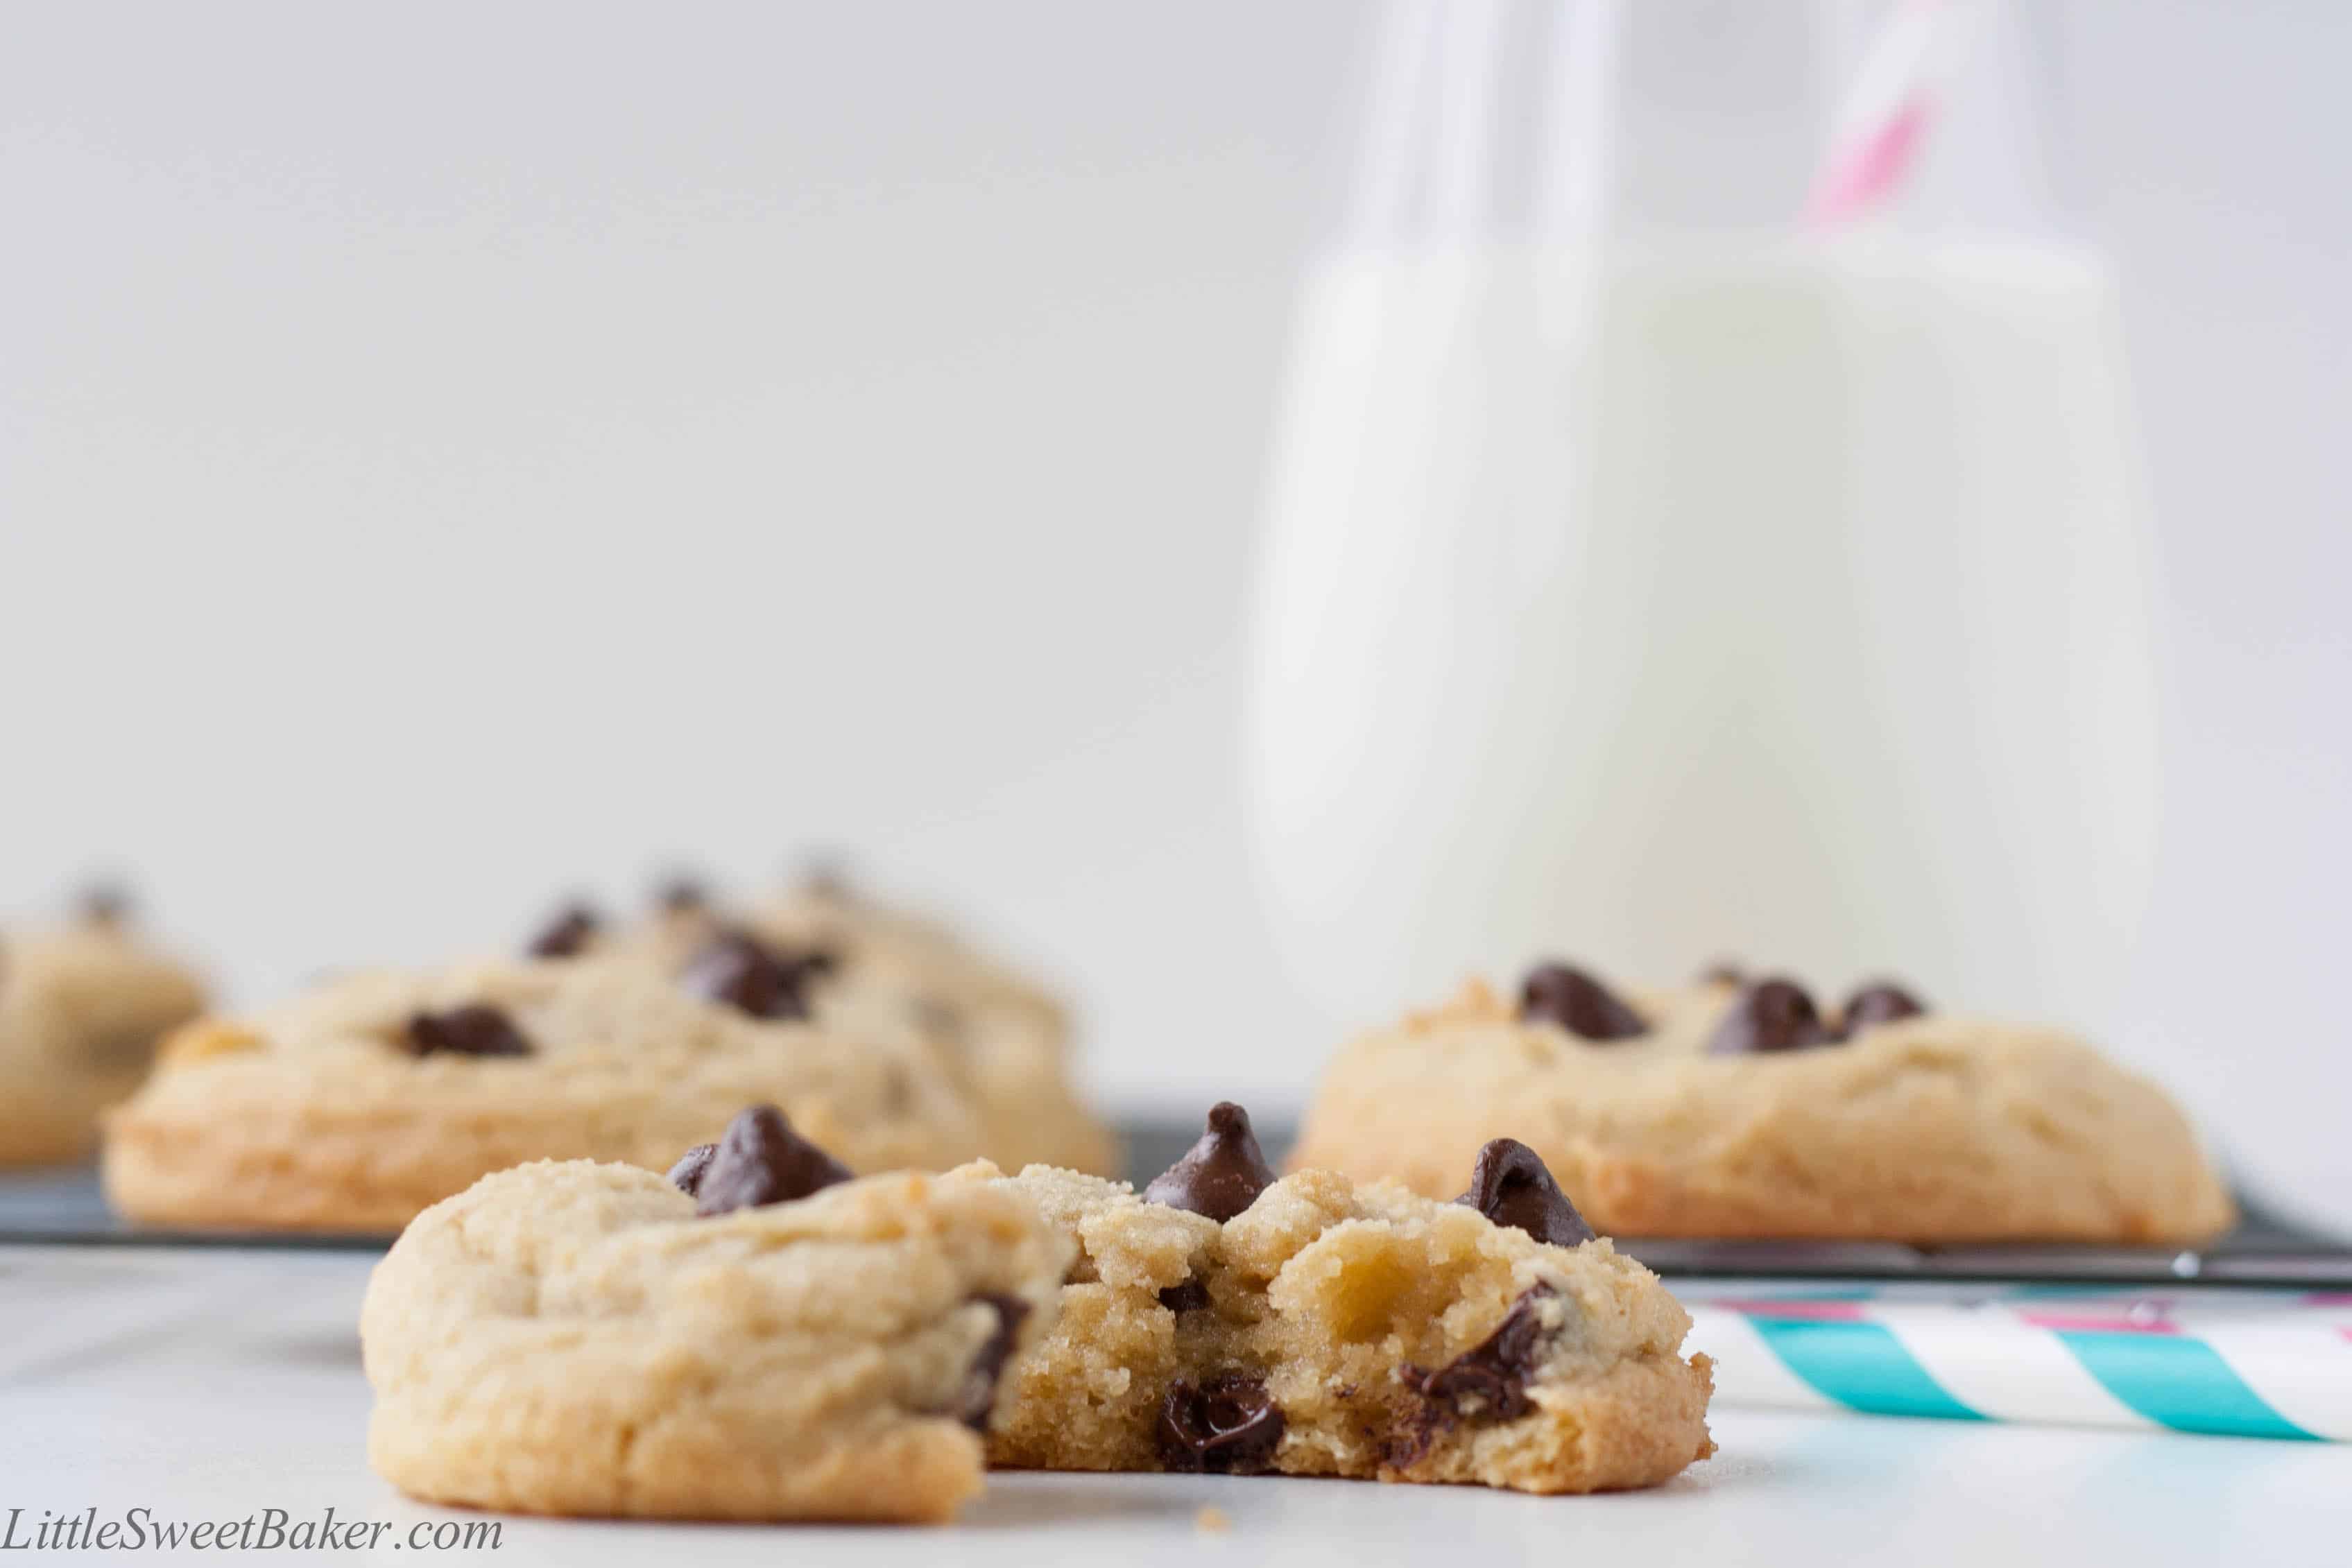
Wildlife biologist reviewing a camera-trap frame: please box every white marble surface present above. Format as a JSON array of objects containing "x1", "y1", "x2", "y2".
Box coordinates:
[{"x1": 3, "y1": 1244, "x2": 2344, "y2": 1566}]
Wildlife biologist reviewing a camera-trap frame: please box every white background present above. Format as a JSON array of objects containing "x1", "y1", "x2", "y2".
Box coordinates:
[{"x1": 2, "y1": 3, "x2": 2346, "y2": 1225}]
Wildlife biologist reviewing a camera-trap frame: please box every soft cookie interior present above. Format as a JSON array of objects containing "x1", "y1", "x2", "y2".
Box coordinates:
[{"x1": 962, "y1": 1151, "x2": 1715, "y2": 1493}]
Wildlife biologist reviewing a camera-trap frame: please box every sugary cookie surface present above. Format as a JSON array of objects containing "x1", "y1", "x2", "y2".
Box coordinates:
[
  {"x1": 538, "y1": 874, "x2": 1115, "y2": 1177},
  {"x1": 101, "y1": 950, "x2": 988, "y2": 1232},
  {"x1": 1292, "y1": 967, "x2": 2235, "y2": 1243},
  {"x1": 361, "y1": 1155, "x2": 1072, "y2": 1523}
]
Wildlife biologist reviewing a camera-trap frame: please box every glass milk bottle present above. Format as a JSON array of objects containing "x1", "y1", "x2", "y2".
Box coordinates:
[{"x1": 1244, "y1": 0, "x2": 2159, "y2": 1033}]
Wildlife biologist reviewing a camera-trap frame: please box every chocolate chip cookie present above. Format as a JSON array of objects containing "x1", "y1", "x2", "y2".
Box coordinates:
[
  {"x1": 546, "y1": 870, "x2": 1115, "y2": 1176},
  {"x1": 363, "y1": 1104, "x2": 1710, "y2": 1520},
  {"x1": 101, "y1": 947, "x2": 989, "y2": 1233},
  {"x1": 1292, "y1": 964, "x2": 2235, "y2": 1243},
  {"x1": 361, "y1": 1109, "x2": 1071, "y2": 1523},
  {"x1": 0, "y1": 890, "x2": 206, "y2": 1166},
  {"x1": 968, "y1": 1103, "x2": 1715, "y2": 1493}
]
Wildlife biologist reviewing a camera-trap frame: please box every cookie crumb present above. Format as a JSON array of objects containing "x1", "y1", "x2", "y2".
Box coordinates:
[{"x1": 1195, "y1": 1505, "x2": 1232, "y2": 1533}]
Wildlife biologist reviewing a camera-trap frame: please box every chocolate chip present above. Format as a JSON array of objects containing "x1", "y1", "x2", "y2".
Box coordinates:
[
  {"x1": 1517, "y1": 963, "x2": 1647, "y2": 1041},
  {"x1": 951, "y1": 1293, "x2": 1030, "y2": 1432},
  {"x1": 526, "y1": 902, "x2": 601, "y2": 959},
  {"x1": 79, "y1": 884, "x2": 133, "y2": 927},
  {"x1": 402, "y1": 1004, "x2": 533, "y2": 1059},
  {"x1": 1156, "y1": 1374, "x2": 1285, "y2": 1474},
  {"x1": 1403, "y1": 1284, "x2": 1560, "y2": 1422},
  {"x1": 1706, "y1": 977, "x2": 1835, "y2": 1055},
  {"x1": 655, "y1": 875, "x2": 711, "y2": 913},
  {"x1": 1454, "y1": 1139, "x2": 1595, "y2": 1247},
  {"x1": 1699, "y1": 960, "x2": 1744, "y2": 986},
  {"x1": 667, "y1": 1141, "x2": 717, "y2": 1197},
  {"x1": 1842, "y1": 981, "x2": 1927, "y2": 1035},
  {"x1": 1158, "y1": 1278, "x2": 1211, "y2": 1314},
  {"x1": 1142, "y1": 1103, "x2": 1277, "y2": 1223},
  {"x1": 680, "y1": 930, "x2": 828, "y2": 1021},
  {"x1": 692, "y1": 1104, "x2": 853, "y2": 1216}
]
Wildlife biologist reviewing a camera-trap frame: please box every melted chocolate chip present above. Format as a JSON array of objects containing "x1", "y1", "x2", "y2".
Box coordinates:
[
  {"x1": 1142, "y1": 1103, "x2": 1276, "y2": 1223},
  {"x1": 1156, "y1": 1374, "x2": 1285, "y2": 1474},
  {"x1": 655, "y1": 875, "x2": 710, "y2": 913},
  {"x1": 1403, "y1": 1284, "x2": 1561, "y2": 1422},
  {"x1": 1158, "y1": 1278, "x2": 1211, "y2": 1314},
  {"x1": 526, "y1": 902, "x2": 601, "y2": 960},
  {"x1": 79, "y1": 884, "x2": 133, "y2": 927},
  {"x1": 1706, "y1": 977, "x2": 1835, "y2": 1056},
  {"x1": 402, "y1": 1004, "x2": 533, "y2": 1059},
  {"x1": 951, "y1": 1293, "x2": 1030, "y2": 1432},
  {"x1": 1454, "y1": 1139, "x2": 1595, "y2": 1247},
  {"x1": 680, "y1": 930, "x2": 828, "y2": 1021},
  {"x1": 692, "y1": 1104, "x2": 853, "y2": 1217},
  {"x1": 1517, "y1": 963, "x2": 1647, "y2": 1041},
  {"x1": 1841, "y1": 981, "x2": 1927, "y2": 1036},
  {"x1": 667, "y1": 1141, "x2": 718, "y2": 1197}
]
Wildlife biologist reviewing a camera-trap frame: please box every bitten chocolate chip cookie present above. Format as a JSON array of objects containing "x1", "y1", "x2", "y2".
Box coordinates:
[
  {"x1": 364, "y1": 1105, "x2": 1708, "y2": 1522},
  {"x1": 535, "y1": 870, "x2": 1115, "y2": 1177},
  {"x1": 967, "y1": 1103, "x2": 1715, "y2": 1494},
  {"x1": 1292, "y1": 964, "x2": 2235, "y2": 1243},
  {"x1": 0, "y1": 890, "x2": 206, "y2": 1166},
  {"x1": 361, "y1": 1108, "x2": 1071, "y2": 1523},
  {"x1": 101, "y1": 946, "x2": 988, "y2": 1233}
]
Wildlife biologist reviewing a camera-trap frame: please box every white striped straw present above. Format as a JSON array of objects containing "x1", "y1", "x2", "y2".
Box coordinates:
[{"x1": 1805, "y1": 0, "x2": 1979, "y2": 226}]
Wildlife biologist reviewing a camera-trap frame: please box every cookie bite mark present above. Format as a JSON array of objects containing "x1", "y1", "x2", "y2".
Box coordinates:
[
  {"x1": 1156, "y1": 1374, "x2": 1285, "y2": 1474},
  {"x1": 1454, "y1": 1140, "x2": 1595, "y2": 1247},
  {"x1": 526, "y1": 902, "x2": 602, "y2": 959},
  {"x1": 1142, "y1": 1103, "x2": 1277, "y2": 1223},
  {"x1": 1705, "y1": 976, "x2": 1835, "y2": 1055},
  {"x1": 977, "y1": 1160, "x2": 1714, "y2": 1494},
  {"x1": 402, "y1": 1005, "x2": 533, "y2": 1059},
  {"x1": 689, "y1": 1104, "x2": 855, "y2": 1216},
  {"x1": 1517, "y1": 963, "x2": 1648, "y2": 1041},
  {"x1": 680, "y1": 931, "x2": 832, "y2": 1022}
]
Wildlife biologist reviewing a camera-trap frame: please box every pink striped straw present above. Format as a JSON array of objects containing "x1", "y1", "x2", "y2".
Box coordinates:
[{"x1": 1805, "y1": 0, "x2": 1972, "y2": 226}]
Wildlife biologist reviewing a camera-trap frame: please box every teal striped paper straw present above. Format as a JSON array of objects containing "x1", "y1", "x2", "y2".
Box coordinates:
[{"x1": 1682, "y1": 1284, "x2": 2352, "y2": 1441}]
